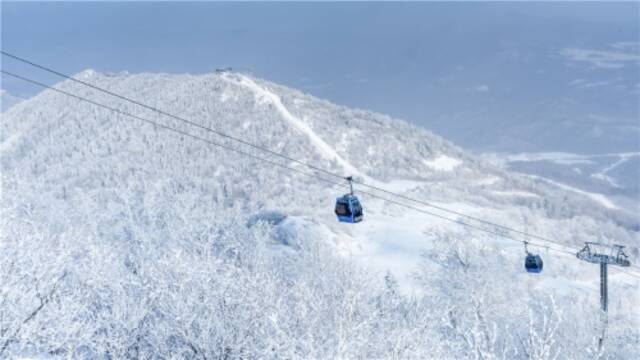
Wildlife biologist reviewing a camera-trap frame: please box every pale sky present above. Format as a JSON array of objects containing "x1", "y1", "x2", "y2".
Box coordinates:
[{"x1": 2, "y1": 2, "x2": 639, "y2": 153}]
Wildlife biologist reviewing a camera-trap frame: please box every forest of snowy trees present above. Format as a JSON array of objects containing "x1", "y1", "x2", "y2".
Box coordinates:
[
  {"x1": 1, "y1": 70, "x2": 638, "y2": 358},
  {"x1": 2, "y1": 203, "x2": 638, "y2": 358}
]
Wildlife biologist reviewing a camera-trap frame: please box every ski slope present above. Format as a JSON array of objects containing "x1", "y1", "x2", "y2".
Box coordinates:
[{"x1": 224, "y1": 73, "x2": 365, "y2": 179}]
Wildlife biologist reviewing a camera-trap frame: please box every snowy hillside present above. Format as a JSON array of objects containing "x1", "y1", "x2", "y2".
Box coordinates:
[
  {"x1": 482, "y1": 151, "x2": 640, "y2": 214},
  {"x1": 1, "y1": 70, "x2": 638, "y2": 358}
]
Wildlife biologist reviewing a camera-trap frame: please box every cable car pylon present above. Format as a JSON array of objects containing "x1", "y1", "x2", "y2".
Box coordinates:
[{"x1": 576, "y1": 242, "x2": 631, "y2": 354}]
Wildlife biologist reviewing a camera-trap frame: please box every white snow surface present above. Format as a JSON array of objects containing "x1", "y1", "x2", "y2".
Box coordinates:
[
  {"x1": 491, "y1": 190, "x2": 540, "y2": 198},
  {"x1": 422, "y1": 154, "x2": 462, "y2": 171}
]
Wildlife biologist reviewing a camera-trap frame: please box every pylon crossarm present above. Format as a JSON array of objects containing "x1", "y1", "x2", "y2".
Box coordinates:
[{"x1": 576, "y1": 242, "x2": 632, "y2": 267}]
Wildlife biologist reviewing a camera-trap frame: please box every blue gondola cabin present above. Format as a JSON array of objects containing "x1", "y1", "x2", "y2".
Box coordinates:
[
  {"x1": 335, "y1": 194, "x2": 363, "y2": 223},
  {"x1": 525, "y1": 254, "x2": 543, "y2": 273}
]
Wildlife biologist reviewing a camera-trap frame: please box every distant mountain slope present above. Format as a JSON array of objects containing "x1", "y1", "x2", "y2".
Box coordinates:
[{"x1": 483, "y1": 151, "x2": 640, "y2": 214}]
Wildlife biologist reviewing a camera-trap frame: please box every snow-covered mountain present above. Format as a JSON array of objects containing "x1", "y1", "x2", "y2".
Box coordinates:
[{"x1": 1, "y1": 71, "x2": 638, "y2": 358}]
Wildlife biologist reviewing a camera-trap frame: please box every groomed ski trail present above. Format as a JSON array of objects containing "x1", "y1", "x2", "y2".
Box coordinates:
[{"x1": 223, "y1": 73, "x2": 365, "y2": 180}]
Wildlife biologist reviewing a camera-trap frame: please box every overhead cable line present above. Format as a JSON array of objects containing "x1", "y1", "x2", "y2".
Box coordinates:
[
  {"x1": 1, "y1": 51, "x2": 584, "y2": 253},
  {"x1": 3, "y1": 68, "x2": 639, "y2": 280}
]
